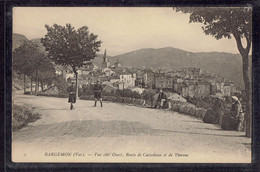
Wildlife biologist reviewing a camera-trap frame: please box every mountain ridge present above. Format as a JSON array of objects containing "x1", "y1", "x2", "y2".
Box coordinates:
[{"x1": 12, "y1": 33, "x2": 245, "y2": 88}]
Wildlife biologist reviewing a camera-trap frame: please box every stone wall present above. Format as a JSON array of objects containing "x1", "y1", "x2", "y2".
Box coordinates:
[{"x1": 79, "y1": 95, "x2": 207, "y2": 119}]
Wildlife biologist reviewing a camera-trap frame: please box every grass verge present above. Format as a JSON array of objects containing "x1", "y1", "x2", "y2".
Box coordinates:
[{"x1": 12, "y1": 104, "x2": 41, "y2": 131}]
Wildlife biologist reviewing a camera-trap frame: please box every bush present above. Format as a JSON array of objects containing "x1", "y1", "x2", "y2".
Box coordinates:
[
  {"x1": 24, "y1": 91, "x2": 35, "y2": 95},
  {"x1": 80, "y1": 95, "x2": 94, "y2": 100},
  {"x1": 115, "y1": 89, "x2": 142, "y2": 99},
  {"x1": 141, "y1": 89, "x2": 155, "y2": 101},
  {"x1": 12, "y1": 104, "x2": 41, "y2": 130},
  {"x1": 37, "y1": 91, "x2": 68, "y2": 98},
  {"x1": 188, "y1": 96, "x2": 212, "y2": 110},
  {"x1": 79, "y1": 84, "x2": 93, "y2": 96},
  {"x1": 53, "y1": 75, "x2": 68, "y2": 94}
]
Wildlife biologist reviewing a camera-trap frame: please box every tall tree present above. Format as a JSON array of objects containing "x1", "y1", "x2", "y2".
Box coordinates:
[
  {"x1": 13, "y1": 41, "x2": 38, "y2": 93},
  {"x1": 41, "y1": 24, "x2": 102, "y2": 98},
  {"x1": 173, "y1": 7, "x2": 252, "y2": 137},
  {"x1": 38, "y1": 60, "x2": 56, "y2": 91}
]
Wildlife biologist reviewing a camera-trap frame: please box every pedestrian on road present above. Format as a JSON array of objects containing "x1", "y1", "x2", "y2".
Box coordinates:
[
  {"x1": 67, "y1": 82, "x2": 76, "y2": 110},
  {"x1": 93, "y1": 79, "x2": 103, "y2": 107},
  {"x1": 212, "y1": 98, "x2": 225, "y2": 124},
  {"x1": 154, "y1": 88, "x2": 167, "y2": 109}
]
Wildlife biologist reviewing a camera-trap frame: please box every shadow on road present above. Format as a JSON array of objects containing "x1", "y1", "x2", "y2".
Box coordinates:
[{"x1": 13, "y1": 120, "x2": 246, "y2": 142}]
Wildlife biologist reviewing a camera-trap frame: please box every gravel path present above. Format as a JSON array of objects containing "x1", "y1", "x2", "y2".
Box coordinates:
[{"x1": 12, "y1": 93, "x2": 251, "y2": 163}]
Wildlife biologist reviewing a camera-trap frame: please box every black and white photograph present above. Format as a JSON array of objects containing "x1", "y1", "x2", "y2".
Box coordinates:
[{"x1": 12, "y1": 7, "x2": 252, "y2": 163}]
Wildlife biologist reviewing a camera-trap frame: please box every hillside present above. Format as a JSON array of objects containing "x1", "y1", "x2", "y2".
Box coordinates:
[
  {"x1": 12, "y1": 33, "x2": 29, "y2": 51},
  {"x1": 109, "y1": 47, "x2": 244, "y2": 88},
  {"x1": 13, "y1": 34, "x2": 246, "y2": 88}
]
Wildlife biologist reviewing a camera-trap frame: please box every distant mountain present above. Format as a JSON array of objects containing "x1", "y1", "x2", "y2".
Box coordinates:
[
  {"x1": 12, "y1": 33, "x2": 29, "y2": 51},
  {"x1": 13, "y1": 34, "x2": 246, "y2": 88},
  {"x1": 109, "y1": 47, "x2": 245, "y2": 88}
]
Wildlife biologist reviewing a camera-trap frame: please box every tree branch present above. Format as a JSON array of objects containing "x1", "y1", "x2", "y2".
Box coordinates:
[{"x1": 232, "y1": 31, "x2": 246, "y2": 56}]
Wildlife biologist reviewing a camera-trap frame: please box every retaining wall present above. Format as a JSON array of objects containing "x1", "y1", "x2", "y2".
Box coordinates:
[{"x1": 80, "y1": 95, "x2": 207, "y2": 119}]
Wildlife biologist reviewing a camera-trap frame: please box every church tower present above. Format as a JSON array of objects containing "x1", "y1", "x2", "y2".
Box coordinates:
[{"x1": 102, "y1": 49, "x2": 110, "y2": 68}]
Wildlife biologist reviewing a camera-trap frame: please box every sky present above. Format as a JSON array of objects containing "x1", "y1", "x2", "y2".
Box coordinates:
[{"x1": 13, "y1": 7, "x2": 246, "y2": 56}]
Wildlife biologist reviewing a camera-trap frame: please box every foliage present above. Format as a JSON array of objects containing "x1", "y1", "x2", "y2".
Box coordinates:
[
  {"x1": 24, "y1": 91, "x2": 34, "y2": 95},
  {"x1": 115, "y1": 89, "x2": 142, "y2": 99},
  {"x1": 79, "y1": 84, "x2": 94, "y2": 96},
  {"x1": 173, "y1": 7, "x2": 251, "y2": 43},
  {"x1": 42, "y1": 23, "x2": 102, "y2": 97},
  {"x1": 36, "y1": 91, "x2": 68, "y2": 98},
  {"x1": 52, "y1": 75, "x2": 68, "y2": 94},
  {"x1": 141, "y1": 89, "x2": 156, "y2": 101},
  {"x1": 13, "y1": 40, "x2": 57, "y2": 93},
  {"x1": 37, "y1": 60, "x2": 56, "y2": 86},
  {"x1": 173, "y1": 7, "x2": 252, "y2": 137},
  {"x1": 188, "y1": 96, "x2": 212, "y2": 109},
  {"x1": 12, "y1": 104, "x2": 41, "y2": 130},
  {"x1": 78, "y1": 85, "x2": 143, "y2": 99},
  {"x1": 13, "y1": 41, "x2": 39, "y2": 77},
  {"x1": 42, "y1": 23, "x2": 102, "y2": 73}
]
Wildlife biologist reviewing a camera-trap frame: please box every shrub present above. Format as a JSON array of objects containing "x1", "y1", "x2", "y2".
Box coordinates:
[
  {"x1": 53, "y1": 75, "x2": 68, "y2": 94},
  {"x1": 114, "y1": 89, "x2": 141, "y2": 99},
  {"x1": 141, "y1": 89, "x2": 155, "y2": 101},
  {"x1": 12, "y1": 104, "x2": 41, "y2": 130},
  {"x1": 24, "y1": 91, "x2": 35, "y2": 95},
  {"x1": 36, "y1": 91, "x2": 68, "y2": 98},
  {"x1": 80, "y1": 84, "x2": 93, "y2": 96}
]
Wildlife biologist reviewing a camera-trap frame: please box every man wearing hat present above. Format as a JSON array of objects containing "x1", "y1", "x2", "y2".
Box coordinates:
[
  {"x1": 67, "y1": 82, "x2": 76, "y2": 110},
  {"x1": 93, "y1": 79, "x2": 103, "y2": 107}
]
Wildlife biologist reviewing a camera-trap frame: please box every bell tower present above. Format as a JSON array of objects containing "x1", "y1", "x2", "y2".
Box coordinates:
[{"x1": 102, "y1": 49, "x2": 110, "y2": 68}]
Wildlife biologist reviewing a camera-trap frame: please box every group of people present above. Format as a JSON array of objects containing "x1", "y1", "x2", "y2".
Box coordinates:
[
  {"x1": 67, "y1": 79, "x2": 103, "y2": 110},
  {"x1": 230, "y1": 96, "x2": 245, "y2": 131},
  {"x1": 203, "y1": 95, "x2": 245, "y2": 131}
]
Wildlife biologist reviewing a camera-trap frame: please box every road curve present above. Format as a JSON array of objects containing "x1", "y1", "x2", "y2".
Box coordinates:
[{"x1": 12, "y1": 93, "x2": 251, "y2": 163}]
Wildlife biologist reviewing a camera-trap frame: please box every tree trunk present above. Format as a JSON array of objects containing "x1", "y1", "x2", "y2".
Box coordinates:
[
  {"x1": 35, "y1": 70, "x2": 39, "y2": 95},
  {"x1": 242, "y1": 54, "x2": 252, "y2": 138},
  {"x1": 41, "y1": 81, "x2": 44, "y2": 91},
  {"x1": 233, "y1": 33, "x2": 252, "y2": 138},
  {"x1": 23, "y1": 74, "x2": 26, "y2": 93},
  {"x1": 30, "y1": 77, "x2": 33, "y2": 94},
  {"x1": 72, "y1": 66, "x2": 79, "y2": 99},
  {"x1": 75, "y1": 72, "x2": 78, "y2": 99}
]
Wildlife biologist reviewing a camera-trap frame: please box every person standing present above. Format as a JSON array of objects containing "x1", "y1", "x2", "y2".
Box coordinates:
[
  {"x1": 67, "y1": 82, "x2": 76, "y2": 110},
  {"x1": 93, "y1": 79, "x2": 103, "y2": 107},
  {"x1": 212, "y1": 98, "x2": 225, "y2": 124},
  {"x1": 231, "y1": 96, "x2": 244, "y2": 131},
  {"x1": 154, "y1": 88, "x2": 167, "y2": 109}
]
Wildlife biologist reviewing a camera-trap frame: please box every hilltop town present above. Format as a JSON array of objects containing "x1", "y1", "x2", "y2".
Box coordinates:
[{"x1": 58, "y1": 50, "x2": 239, "y2": 99}]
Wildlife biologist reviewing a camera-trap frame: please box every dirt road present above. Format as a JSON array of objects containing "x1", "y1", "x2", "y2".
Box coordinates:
[{"x1": 12, "y1": 93, "x2": 251, "y2": 163}]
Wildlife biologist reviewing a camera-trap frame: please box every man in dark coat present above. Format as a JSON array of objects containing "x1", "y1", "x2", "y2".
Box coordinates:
[
  {"x1": 93, "y1": 79, "x2": 103, "y2": 107},
  {"x1": 67, "y1": 82, "x2": 76, "y2": 110},
  {"x1": 154, "y1": 88, "x2": 167, "y2": 109}
]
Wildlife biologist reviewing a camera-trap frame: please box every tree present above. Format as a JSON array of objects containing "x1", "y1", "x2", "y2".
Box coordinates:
[
  {"x1": 13, "y1": 41, "x2": 39, "y2": 93},
  {"x1": 37, "y1": 59, "x2": 56, "y2": 91},
  {"x1": 173, "y1": 7, "x2": 252, "y2": 137},
  {"x1": 41, "y1": 24, "x2": 102, "y2": 98}
]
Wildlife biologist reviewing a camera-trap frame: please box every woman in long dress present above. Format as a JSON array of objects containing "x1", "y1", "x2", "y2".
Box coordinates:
[
  {"x1": 231, "y1": 96, "x2": 244, "y2": 131},
  {"x1": 67, "y1": 82, "x2": 76, "y2": 110}
]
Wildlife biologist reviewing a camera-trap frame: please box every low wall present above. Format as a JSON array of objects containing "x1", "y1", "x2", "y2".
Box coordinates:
[
  {"x1": 80, "y1": 95, "x2": 206, "y2": 119},
  {"x1": 169, "y1": 100, "x2": 207, "y2": 119},
  {"x1": 80, "y1": 95, "x2": 146, "y2": 106}
]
